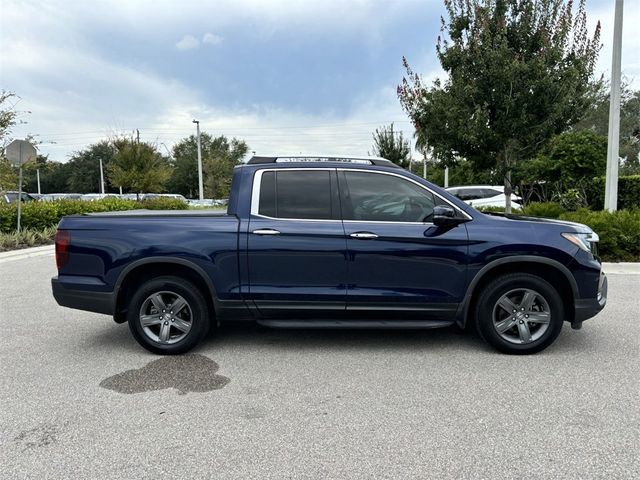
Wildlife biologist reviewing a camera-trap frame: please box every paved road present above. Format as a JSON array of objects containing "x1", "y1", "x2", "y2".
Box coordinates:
[{"x1": 1, "y1": 253, "x2": 638, "y2": 479}]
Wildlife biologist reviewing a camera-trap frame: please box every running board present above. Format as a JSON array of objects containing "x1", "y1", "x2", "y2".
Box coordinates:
[{"x1": 256, "y1": 319, "x2": 454, "y2": 329}]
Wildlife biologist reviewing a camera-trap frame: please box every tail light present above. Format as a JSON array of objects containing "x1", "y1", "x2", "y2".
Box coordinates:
[{"x1": 55, "y1": 230, "x2": 70, "y2": 269}]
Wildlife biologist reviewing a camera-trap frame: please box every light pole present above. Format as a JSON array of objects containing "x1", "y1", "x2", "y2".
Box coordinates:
[
  {"x1": 193, "y1": 119, "x2": 204, "y2": 200},
  {"x1": 99, "y1": 158, "x2": 105, "y2": 195},
  {"x1": 604, "y1": 0, "x2": 624, "y2": 212}
]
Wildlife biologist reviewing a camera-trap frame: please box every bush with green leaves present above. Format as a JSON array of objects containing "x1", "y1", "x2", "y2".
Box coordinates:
[
  {"x1": 584, "y1": 175, "x2": 640, "y2": 210},
  {"x1": 0, "y1": 197, "x2": 187, "y2": 233},
  {"x1": 559, "y1": 209, "x2": 640, "y2": 262},
  {"x1": 472, "y1": 202, "x2": 639, "y2": 261},
  {"x1": 522, "y1": 202, "x2": 565, "y2": 219}
]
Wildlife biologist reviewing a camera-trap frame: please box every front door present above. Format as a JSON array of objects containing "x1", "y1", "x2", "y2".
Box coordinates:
[
  {"x1": 338, "y1": 170, "x2": 469, "y2": 320},
  {"x1": 247, "y1": 168, "x2": 347, "y2": 318}
]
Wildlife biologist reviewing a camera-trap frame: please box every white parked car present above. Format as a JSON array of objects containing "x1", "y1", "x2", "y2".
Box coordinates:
[{"x1": 446, "y1": 185, "x2": 522, "y2": 210}]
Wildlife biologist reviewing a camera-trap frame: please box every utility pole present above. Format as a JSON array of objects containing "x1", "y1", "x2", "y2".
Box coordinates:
[
  {"x1": 444, "y1": 166, "x2": 449, "y2": 188},
  {"x1": 422, "y1": 148, "x2": 427, "y2": 180},
  {"x1": 99, "y1": 158, "x2": 105, "y2": 194},
  {"x1": 193, "y1": 119, "x2": 204, "y2": 200},
  {"x1": 36, "y1": 169, "x2": 41, "y2": 194},
  {"x1": 136, "y1": 129, "x2": 140, "y2": 144},
  {"x1": 604, "y1": 0, "x2": 624, "y2": 212}
]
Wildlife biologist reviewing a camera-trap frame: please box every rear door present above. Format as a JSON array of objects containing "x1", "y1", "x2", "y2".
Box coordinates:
[
  {"x1": 247, "y1": 168, "x2": 348, "y2": 318},
  {"x1": 339, "y1": 169, "x2": 469, "y2": 320}
]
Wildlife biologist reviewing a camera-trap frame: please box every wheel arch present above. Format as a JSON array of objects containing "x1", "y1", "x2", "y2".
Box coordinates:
[
  {"x1": 457, "y1": 256, "x2": 578, "y2": 329},
  {"x1": 113, "y1": 257, "x2": 218, "y2": 324}
]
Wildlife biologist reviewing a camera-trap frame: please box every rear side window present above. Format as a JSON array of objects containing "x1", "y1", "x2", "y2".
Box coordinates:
[{"x1": 258, "y1": 170, "x2": 332, "y2": 220}]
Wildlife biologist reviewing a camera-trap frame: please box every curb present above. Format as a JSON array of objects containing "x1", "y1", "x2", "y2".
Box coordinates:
[
  {"x1": 602, "y1": 263, "x2": 640, "y2": 275},
  {"x1": 0, "y1": 244, "x2": 54, "y2": 264}
]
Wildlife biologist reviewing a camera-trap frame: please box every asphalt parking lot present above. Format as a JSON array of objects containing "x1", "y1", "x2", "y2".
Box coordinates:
[{"x1": 1, "y1": 251, "x2": 638, "y2": 479}]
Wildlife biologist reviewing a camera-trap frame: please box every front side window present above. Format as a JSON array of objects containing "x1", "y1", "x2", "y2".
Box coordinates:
[
  {"x1": 258, "y1": 170, "x2": 332, "y2": 220},
  {"x1": 342, "y1": 171, "x2": 436, "y2": 222}
]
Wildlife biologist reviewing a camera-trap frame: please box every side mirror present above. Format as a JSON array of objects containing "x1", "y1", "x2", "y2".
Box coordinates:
[{"x1": 433, "y1": 205, "x2": 466, "y2": 227}]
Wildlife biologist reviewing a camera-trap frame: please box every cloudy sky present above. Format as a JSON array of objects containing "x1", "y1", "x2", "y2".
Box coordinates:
[{"x1": 1, "y1": 0, "x2": 638, "y2": 162}]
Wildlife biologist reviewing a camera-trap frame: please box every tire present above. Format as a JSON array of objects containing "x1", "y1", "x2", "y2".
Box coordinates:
[
  {"x1": 475, "y1": 273, "x2": 564, "y2": 354},
  {"x1": 127, "y1": 275, "x2": 210, "y2": 355}
]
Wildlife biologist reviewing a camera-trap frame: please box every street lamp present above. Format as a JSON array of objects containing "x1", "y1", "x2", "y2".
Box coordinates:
[{"x1": 193, "y1": 119, "x2": 204, "y2": 200}]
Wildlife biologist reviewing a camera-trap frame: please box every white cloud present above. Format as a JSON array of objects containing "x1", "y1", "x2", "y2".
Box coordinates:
[
  {"x1": 175, "y1": 34, "x2": 200, "y2": 51},
  {"x1": 202, "y1": 33, "x2": 223, "y2": 46}
]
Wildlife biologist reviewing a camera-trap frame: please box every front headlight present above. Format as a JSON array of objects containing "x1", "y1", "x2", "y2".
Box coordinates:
[{"x1": 561, "y1": 232, "x2": 599, "y2": 253}]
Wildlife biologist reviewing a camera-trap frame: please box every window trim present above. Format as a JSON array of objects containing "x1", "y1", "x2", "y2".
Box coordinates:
[
  {"x1": 337, "y1": 169, "x2": 472, "y2": 224},
  {"x1": 250, "y1": 167, "x2": 472, "y2": 223},
  {"x1": 250, "y1": 168, "x2": 341, "y2": 222}
]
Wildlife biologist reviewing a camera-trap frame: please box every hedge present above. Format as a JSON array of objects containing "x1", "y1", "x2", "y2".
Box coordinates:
[
  {"x1": 478, "y1": 204, "x2": 640, "y2": 262},
  {"x1": 584, "y1": 175, "x2": 640, "y2": 210},
  {"x1": 559, "y1": 208, "x2": 640, "y2": 262},
  {"x1": 0, "y1": 197, "x2": 188, "y2": 233}
]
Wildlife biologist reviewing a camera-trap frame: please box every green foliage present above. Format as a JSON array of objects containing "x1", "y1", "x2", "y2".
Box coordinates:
[
  {"x1": 64, "y1": 141, "x2": 116, "y2": 193},
  {"x1": 553, "y1": 188, "x2": 588, "y2": 211},
  {"x1": 476, "y1": 202, "x2": 640, "y2": 261},
  {"x1": 0, "y1": 226, "x2": 57, "y2": 251},
  {"x1": 423, "y1": 158, "x2": 501, "y2": 187},
  {"x1": 107, "y1": 139, "x2": 171, "y2": 194},
  {"x1": 521, "y1": 202, "x2": 564, "y2": 219},
  {"x1": 0, "y1": 157, "x2": 17, "y2": 190},
  {"x1": 0, "y1": 91, "x2": 18, "y2": 144},
  {"x1": 371, "y1": 123, "x2": 411, "y2": 168},
  {"x1": 583, "y1": 175, "x2": 640, "y2": 210},
  {"x1": 139, "y1": 197, "x2": 188, "y2": 210},
  {"x1": 21, "y1": 155, "x2": 71, "y2": 193},
  {"x1": 399, "y1": 0, "x2": 601, "y2": 212},
  {"x1": 574, "y1": 86, "x2": 640, "y2": 170},
  {"x1": 517, "y1": 130, "x2": 607, "y2": 186},
  {"x1": 559, "y1": 209, "x2": 640, "y2": 262},
  {"x1": 171, "y1": 133, "x2": 248, "y2": 198},
  {"x1": 0, "y1": 197, "x2": 186, "y2": 233}
]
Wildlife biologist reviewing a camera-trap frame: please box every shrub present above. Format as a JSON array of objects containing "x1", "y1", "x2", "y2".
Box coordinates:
[
  {"x1": 521, "y1": 202, "x2": 564, "y2": 218},
  {"x1": 0, "y1": 226, "x2": 57, "y2": 251},
  {"x1": 584, "y1": 175, "x2": 640, "y2": 210},
  {"x1": 559, "y1": 209, "x2": 640, "y2": 262},
  {"x1": 0, "y1": 197, "x2": 185, "y2": 233},
  {"x1": 139, "y1": 197, "x2": 188, "y2": 210}
]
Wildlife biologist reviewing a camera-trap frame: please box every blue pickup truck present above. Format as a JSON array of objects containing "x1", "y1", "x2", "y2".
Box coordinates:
[{"x1": 52, "y1": 155, "x2": 607, "y2": 355}]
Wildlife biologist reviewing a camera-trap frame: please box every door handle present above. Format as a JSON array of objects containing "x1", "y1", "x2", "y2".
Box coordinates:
[
  {"x1": 252, "y1": 228, "x2": 281, "y2": 235},
  {"x1": 349, "y1": 232, "x2": 378, "y2": 239}
]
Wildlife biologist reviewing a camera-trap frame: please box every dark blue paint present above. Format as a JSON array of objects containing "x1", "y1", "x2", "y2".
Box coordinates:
[{"x1": 53, "y1": 162, "x2": 604, "y2": 326}]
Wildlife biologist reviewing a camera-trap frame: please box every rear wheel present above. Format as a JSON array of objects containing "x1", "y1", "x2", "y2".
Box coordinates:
[
  {"x1": 127, "y1": 276, "x2": 210, "y2": 355},
  {"x1": 475, "y1": 273, "x2": 564, "y2": 354}
]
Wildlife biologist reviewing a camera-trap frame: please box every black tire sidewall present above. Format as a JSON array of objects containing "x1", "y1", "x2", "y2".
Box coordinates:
[
  {"x1": 476, "y1": 274, "x2": 564, "y2": 354},
  {"x1": 127, "y1": 276, "x2": 209, "y2": 355}
]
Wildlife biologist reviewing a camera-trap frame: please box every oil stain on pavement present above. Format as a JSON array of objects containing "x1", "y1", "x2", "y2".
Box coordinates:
[{"x1": 99, "y1": 354, "x2": 230, "y2": 394}]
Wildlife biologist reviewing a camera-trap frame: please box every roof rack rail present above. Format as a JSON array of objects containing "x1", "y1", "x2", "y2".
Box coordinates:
[{"x1": 247, "y1": 155, "x2": 401, "y2": 168}]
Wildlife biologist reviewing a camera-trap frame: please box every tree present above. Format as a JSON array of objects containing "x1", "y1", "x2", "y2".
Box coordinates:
[
  {"x1": 172, "y1": 133, "x2": 248, "y2": 198},
  {"x1": 0, "y1": 91, "x2": 19, "y2": 147},
  {"x1": 65, "y1": 141, "x2": 117, "y2": 193},
  {"x1": 0, "y1": 157, "x2": 17, "y2": 190},
  {"x1": 398, "y1": 0, "x2": 601, "y2": 212},
  {"x1": 21, "y1": 155, "x2": 70, "y2": 193},
  {"x1": 517, "y1": 130, "x2": 606, "y2": 189},
  {"x1": 574, "y1": 86, "x2": 640, "y2": 174},
  {"x1": 371, "y1": 123, "x2": 411, "y2": 168},
  {"x1": 107, "y1": 138, "x2": 171, "y2": 195}
]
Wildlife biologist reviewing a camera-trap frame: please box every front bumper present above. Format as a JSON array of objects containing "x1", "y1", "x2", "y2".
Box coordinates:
[
  {"x1": 573, "y1": 272, "x2": 607, "y2": 326},
  {"x1": 52, "y1": 277, "x2": 115, "y2": 315}
]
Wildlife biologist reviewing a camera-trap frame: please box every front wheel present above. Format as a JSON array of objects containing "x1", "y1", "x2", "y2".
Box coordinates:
[
  {"x1": 127, "y1": 276, "x2": 210, "y2": 355},
  {"x1": 475, "y1": 273, "x2": 564, "y2": 354}
]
